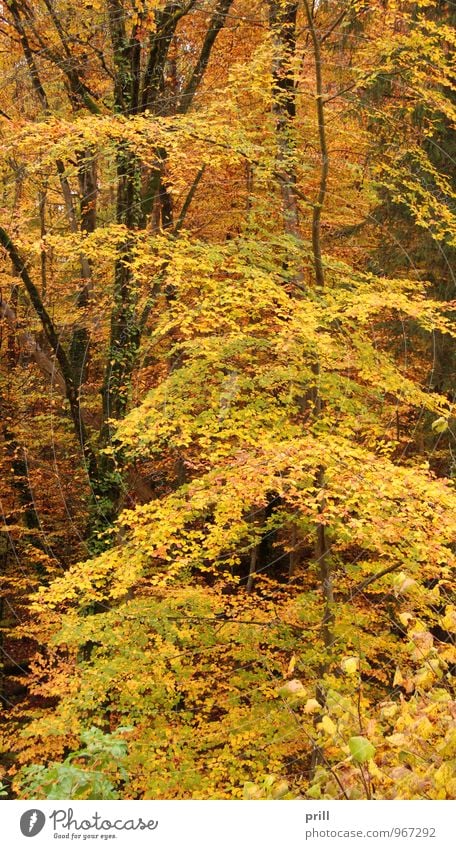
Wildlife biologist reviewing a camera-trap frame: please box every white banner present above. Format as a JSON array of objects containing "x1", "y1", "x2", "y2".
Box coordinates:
[{"x1": 1, "y1": 800, "x2": 454, "y2": 849}]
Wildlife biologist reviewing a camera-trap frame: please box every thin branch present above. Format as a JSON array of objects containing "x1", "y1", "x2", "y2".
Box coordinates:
[
  {"x1": 350, "y1": 564, "x2": 400, "y2": 597},
  {"x1": 320, "y1": 8, "x2": 348, "y2": 44},
  {"x1": 178, "y1": 0, "x2": 234, "y2": 114},
  {"x1": 174, "y1": 163, "x2": 206, "y2": 234},
  {"x1": 324, "y1": 82, "x2": 357, "y2": 104}
]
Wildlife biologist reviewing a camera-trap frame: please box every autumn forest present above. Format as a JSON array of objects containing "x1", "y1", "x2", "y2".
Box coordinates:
[{"x1": 0, "y1": 0, "x2": 455, "y2": 800}]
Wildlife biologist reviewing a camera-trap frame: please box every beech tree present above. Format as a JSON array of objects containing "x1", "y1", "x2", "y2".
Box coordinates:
[{"x1": 0, "y1": 0, "x2": 455, "y2": 800}]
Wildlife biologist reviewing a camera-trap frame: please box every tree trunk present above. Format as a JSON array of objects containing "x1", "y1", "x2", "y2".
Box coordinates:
[{"x1": 269, "y1": 2, "x2": 301, "y2": 242}]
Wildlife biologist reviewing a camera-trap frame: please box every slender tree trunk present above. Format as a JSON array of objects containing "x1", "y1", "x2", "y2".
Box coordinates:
[
  {"x1": 302, "y1": 2, "x2": 335, "y2": 774},
  {"x1": 69, "y1": 148, "x2": 97, "y2": 389},
  {"x1": 303, "y1": 0, "x2": 329, "y2": 288},
  {"x1": 0, "y1": 227, "x2": 99, "y2": 489},
  {"x1": 302, "y1": 0, "x2": 333, "y2": 621},
  {"x1": 314, "y1": 466, "x2": 333, "y2": 648},
  {"x1": 289, "y1": 523, "x2": 299, "y2": 578},
  {"x1": 38, "y1": 190, "x2": 47, "y2": 297},
  {"x1": 269, "y1": 2, "x2": 301, "y2": 243},
  {"x1": 247, "y1": 544, "x2": 259, "y2": 593},
  {"x1": 7, "y1": 0, "x2": 49, "y2": 112}
]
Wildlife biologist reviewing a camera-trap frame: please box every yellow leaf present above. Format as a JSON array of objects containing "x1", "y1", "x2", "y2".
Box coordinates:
[
  {"x1": 431, "y1": 417, "x2": 449, "y2": 434},
  {"x1": 320, "y1": 715, "x2": 337, "y2": 736},
  {"x1": 368, "y1": 761, "x2": 382, "y2": 779},
  {"x1": 442, "y1": 606, "x2": 456, "y2": 632},
  {"x1": 386, "y1": 733, "x2": 407, "y2": 746},
  {"x1": 287, "y1": 654, "x2": 296, "y2": 677},
  {"x1": 415, "y1": 717, "x2": 433, "y2": 740},
  {"x1": 398, "y1": 612, "x2": 413, "y2": 626},
  {"x1": 393, "y1": 666, "x2": 404, "y2": 687},
  {"x1": 341, "y1": 656, "x2": 358, "y2": 675}
]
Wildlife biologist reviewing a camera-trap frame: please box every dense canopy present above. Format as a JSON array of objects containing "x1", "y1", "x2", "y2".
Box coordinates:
[{"x1": 0, "y1": 0, "x2": 455, "y2": 800}]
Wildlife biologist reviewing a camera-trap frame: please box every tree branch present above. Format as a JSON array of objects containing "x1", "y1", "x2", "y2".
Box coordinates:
[
  {"x1": 0, "y1": 228, "x2": 98, "y2": 480},
  {"x1": 350, "y1": 564, "x2": 400, "y2": 597},
  {"x1": 178, "y1": 0, "x2": 234, "y2": 114},
  {"x1": 174, "y1": 163, "x2": 206, "y2": 234}
]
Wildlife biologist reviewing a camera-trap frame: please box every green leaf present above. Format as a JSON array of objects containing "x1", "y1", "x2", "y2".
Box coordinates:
[{"x1": 349, "y1": 736, "x2": 376, "y2": 763}]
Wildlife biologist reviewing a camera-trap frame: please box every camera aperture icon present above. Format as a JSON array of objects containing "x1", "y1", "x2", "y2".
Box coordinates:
[{"x1": 20, "y1": 809, "x2": 46, "y2": 837}]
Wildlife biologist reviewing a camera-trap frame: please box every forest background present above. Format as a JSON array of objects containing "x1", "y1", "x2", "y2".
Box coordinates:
[{"x1": 0, "y1": 0, "x2": 455, "y2": 800}]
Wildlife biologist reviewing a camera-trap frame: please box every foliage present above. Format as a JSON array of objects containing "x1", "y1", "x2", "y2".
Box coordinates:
[
  {"x1": 16, "y1": 727, "x2": 131, "y2": 800},
  {"x1": 0, "y1": 0, "x2": 454, "y2": 802}
]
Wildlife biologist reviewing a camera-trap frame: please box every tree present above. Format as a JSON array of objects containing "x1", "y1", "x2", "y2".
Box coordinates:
[
  {"x1": 0, "y1": 0, "x2": 455, "y2": 800},
  {"x1": 1, "y1": 0, "x2": 235, "y2": 534}
]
